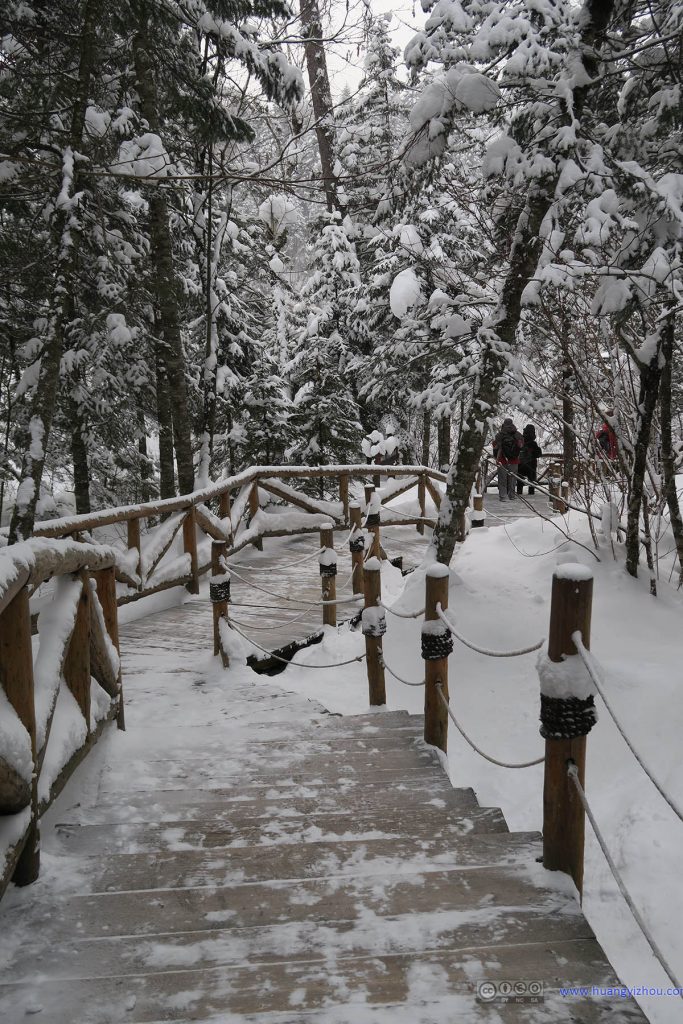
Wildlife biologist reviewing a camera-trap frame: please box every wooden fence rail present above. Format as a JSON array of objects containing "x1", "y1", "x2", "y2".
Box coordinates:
[{"x1": 0, "y1": 539, "x2": 124, "y2": 897}]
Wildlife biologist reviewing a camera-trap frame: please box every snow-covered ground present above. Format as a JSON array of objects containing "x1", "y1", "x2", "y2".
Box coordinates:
[{"x1": 261, "y1": 505, "x2": 683, "y2": 1024}]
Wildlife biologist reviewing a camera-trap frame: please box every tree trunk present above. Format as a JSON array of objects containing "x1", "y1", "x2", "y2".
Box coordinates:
[
  {"x1": 138, "y1": 409, "x2": 152, "y2": 504},
  {"x1": 658, "y1": 311, "x2": 683, "y2": 584},
  {"x1": 155, "y1": 336, "x2": 176, "y2": 500},
  {"x1": 625, "y1": 358, "x2": 661, "y2": 578},
  {"x1": 422, "y1": 413, "x2": 431, "y2": 467},
  {"x1": 9, "y1": 0, "x2": 99, "y2": 543},
  {"x1": 433, "y1": 0, "x2": 617, "y2": 565},
  {"x1": 299, "y1": 0, "x2": 341, "y2": 213},
  {"x1": 70, "y1": 399, "x2": 91, "y2": 515},
  {"x1": 133, "y1": 26, "x2": 194, "y2": 496},
  {"x1": 561, "y1": 329, "x2": 575, "y2": 486},
  {"x1": 437, "y1": 416, "x2": 451, "y2": 472}
]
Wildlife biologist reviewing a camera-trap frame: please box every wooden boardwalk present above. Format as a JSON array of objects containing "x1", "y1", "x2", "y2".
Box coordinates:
[{"x1": 0, "y1": 584, "x2": 649, "y2": 1023}]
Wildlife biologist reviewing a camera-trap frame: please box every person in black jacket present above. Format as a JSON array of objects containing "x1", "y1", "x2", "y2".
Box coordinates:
[{"x1": 516, "y1": 424, "x2": 543, "y2": 495}]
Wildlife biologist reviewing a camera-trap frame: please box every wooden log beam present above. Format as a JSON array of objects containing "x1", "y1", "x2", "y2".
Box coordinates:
[
  {"x1": 63, "y1": 569, "x2": 91, "y2": 732},
  {"x1": 248, "y1": 483, "x2": 263, "y2": 552},
  {"x1": 0, "y1": 587, "x2": 35, "y2": 817},
  {"x1": 182, "y1": 508, "x2": 200, "y2": 594},
  {"x1": 93, "y1": 567, "x2": 124, "y2": 730}
]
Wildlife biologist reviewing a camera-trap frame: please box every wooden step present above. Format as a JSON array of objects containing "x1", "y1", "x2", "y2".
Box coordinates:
[
  {"x1": 0, "y1": 939, "x2": 647, "y2": 1022},
  {"x1": 53, "y1": 804, "x2": 509, "y2": 856}
]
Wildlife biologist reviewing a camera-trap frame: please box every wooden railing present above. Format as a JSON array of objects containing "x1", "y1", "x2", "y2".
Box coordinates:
[
  {"x1": 0, "y1": 465, "x2": 446, "y2": 896},
  {"x1": 24, "y1": 465, "x2": 447, "y2": 610},
  {"x1": 0, "y1": 538, "x2": 124, "y2": 897}
]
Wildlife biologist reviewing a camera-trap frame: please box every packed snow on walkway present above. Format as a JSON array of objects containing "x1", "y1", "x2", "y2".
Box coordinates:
[{"x1": 259, "y1": 508, "x2": 683, "y2": 1024}]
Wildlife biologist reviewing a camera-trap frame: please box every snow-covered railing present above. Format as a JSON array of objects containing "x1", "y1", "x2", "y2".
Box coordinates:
[
  {"x1": 21, "y1": 466, "x2": 445, "y2": 611},
  {"x1": 0, "y1": 538, "x2": 124, "y2": 898}
]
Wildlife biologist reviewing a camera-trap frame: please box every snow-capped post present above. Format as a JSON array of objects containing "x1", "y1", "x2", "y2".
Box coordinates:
[
  {"x1": 417, "y1": 474, "x2": 426, "y2": 536},
  {"x1": 471, "y1": 494, "x2": 486, "y2": 529},
  {"x1": 365, "y1": 491, "x2": 382, "y2": 560},
  {"x1": 0, "y1": 584, "x2": 39, "y2": 885},
  {"x1": 549, "y1": 464, "x2": 562, "y2": 511},
  {"x1": 182, "y1": 506, "x2": 200, "y2": 594},
  {"x1": 319, "y1": 526, "x2": 337, "y2": 628},
  {"x1": 93, "y1": 566, "x2": 125, "y2": 730},
  {"x1": 339, "y1": 473, "x2": 350, "y2": 525},
  {"x1": 63, "y1": 570, "x2": 92, "y2": 732},
  {"x1": 349, "y1": 503, "x2": 365, "y2": 595},
  {"x1": 127, "y1": 516, "x2": 142, "y2": 581},
  {"x1": 423, "y1": 566, "x2": 452, "y2": 753},
  {"x1": 248, "y1": 482, "x2": 263, "y2": 551},
  {"x1": 540, "y1": 565, "x2": 596, "y2": 897},
  {"x1": 210, "y1": 541, "x2": 230, "y2": 668},
  {"x1": 362, "y1": 558, "x2": 386, "y2": 706}
]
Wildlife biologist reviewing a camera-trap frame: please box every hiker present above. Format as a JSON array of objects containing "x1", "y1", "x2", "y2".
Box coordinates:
[
  {"x1": 596, "y1": 411, "x2": 618, "y2": 460},
  {"x1": 516, "y1": 424, "x2": 543, "y2": 495},
  {"x1": 493, "y1": 418, "x2": 523, "y2": 501}
]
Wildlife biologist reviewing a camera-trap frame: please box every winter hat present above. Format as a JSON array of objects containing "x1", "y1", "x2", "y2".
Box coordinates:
[
  {"x1": 502, "y1": 417, "x2": 513, "y2": 427},
  {"x1": 523, "y1": 424, "x2": 536, "y2": 440}
]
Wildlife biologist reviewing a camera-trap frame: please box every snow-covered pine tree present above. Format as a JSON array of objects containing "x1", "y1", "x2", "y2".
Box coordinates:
[{"x1": 286, "y1": 215, "x2": 362, "y2": 487}]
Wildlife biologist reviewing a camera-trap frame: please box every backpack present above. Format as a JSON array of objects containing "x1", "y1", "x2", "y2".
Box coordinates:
[
  {"x1": 500, "y1": 432, "x2": 519, "y2": 460},
  {"x1": 598, "y1": 430, "x2": 611, "y2": 454}
]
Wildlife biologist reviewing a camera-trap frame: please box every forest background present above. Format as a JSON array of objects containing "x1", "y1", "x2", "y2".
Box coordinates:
[{"x1": 1, "y1": 0, "x2": 681, "y2": 583}]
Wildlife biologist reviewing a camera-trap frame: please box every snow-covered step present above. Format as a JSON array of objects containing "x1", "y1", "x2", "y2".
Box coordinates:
[{"x1": 0, "y1": 939, "x2": 646, "y2": 1023}]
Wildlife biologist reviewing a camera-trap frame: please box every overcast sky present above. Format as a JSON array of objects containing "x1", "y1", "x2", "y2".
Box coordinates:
[{"x1": 326, "y1": 1, "x2": 426, "y2": 98}]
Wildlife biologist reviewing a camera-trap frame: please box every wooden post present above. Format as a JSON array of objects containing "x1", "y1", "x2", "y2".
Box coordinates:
[
  {"x1": 0, "y1": 586, "x2": 40, "y2": 885},
  {"x1": 373, "y1": 471, "x2": 381, "y2": 490},
  {"x1": 339, "y1": 474, "x2": 350, "y2": 525},
  {"x1": 349, "y1": 503, "x2": 364, "y2": 596},
  {"x1": 471, "y1": 493, "x2": 485, "y2": 529},
  {"x1": 127, "y1": 516, "x2": 141, "y2": 580},
  {"x1": 417, "y1": 474, "x2": 426, "y2": 536},
  {"x1": 366, "y1": 491, "x2": 381, "y2": 559},
  {"x1": 542, "y1": 568, "x2": 593, "y2": 896},
  {"x1": 219, "y1": 490, "x2": 231, "y2": 524},
  {"x1": 182, "y1": 506, "x2": 200, "y2": 594},
  {"x1": 248, "y1": 482, "x2": 263, "y2": 551},
  {"x1": 64, "y1": 569, "x2": 91, "y2": 729},
  {"x1": 319, "y1": 527, "x2": 337, "y2": 628},
  {"x1": 211, "y1": 541, "x2": 230, "y2": 667},
  {"x1": 549, "y1": 463, "x2": 562, "y2": 510},
  {"x1": 559, "y1": 481, "x2": 570, "y2": 514},
  {"x1": 93, "y1": 566, "x2": 125, "y2": 730},
  {"x1": 423, "y1": 565, "x2": 450, "y2": 753},
  {"x1": 363, "y1": 558, "x2": 386, "y2": 706},
  {"x1": 364, "y1": 483, "x2": 374, "y2": 509}
]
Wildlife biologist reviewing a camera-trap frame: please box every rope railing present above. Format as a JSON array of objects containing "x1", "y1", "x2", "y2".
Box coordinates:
[
  {"x1": 228, "y1": 619, "x2": 367, "y2": 669},
  {"x1": 381, "y1": 655, "x2": 426, "y2": 688},
  {"x1": 380, "y1": 601, "x2": 425, "y2": 619},
  {"x1": 228, "y1": 563, "x2": 364, "y2": 608},
  {"x1": 567, "y1": 762, "x2": 683, "y2": 996},
  {"x1": 572, "y1": 631, "x2": 683, "y2": 825},
  {"x1": 436, "y1": 684, "x2": 544, "y2": 768},
  {"x1": 227, "y1": 546, "x2": 325, "y2": 571},
  {"x1": 436, "y1": 605, "x2": 544, "y2": 658}
]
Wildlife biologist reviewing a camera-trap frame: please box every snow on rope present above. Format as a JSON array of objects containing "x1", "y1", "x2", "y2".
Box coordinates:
[
  {"x1": 381, "y1": 656, "x2": 425, "y2": 688},
  {"x1": 572, "y1": 631, "x2": 683, "y2": 825},
  {"x1": 567, "y1": 763, "x2": 683, "y2": 996},
  {"x1": 436, "y1": 605, "x2": 544, "y2": 658},
  {"x1": 227, "y1": 564, "x2": 363, "y2": 608},
  {"x1": 436, "y1": 684, "x2": 544, "y2": 769},
  {"x1": 227, "y1": 620, "x2": 367, "y2": 669}
]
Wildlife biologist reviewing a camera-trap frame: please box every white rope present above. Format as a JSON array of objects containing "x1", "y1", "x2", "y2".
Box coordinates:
[
  {"x1": 227, "y1": 547, "x2": 324, "y2": 570},
  {"x1": 568, "y1": 763, "x2": 683, "y2": 995},
  {"x1": 382, "y1": 656, "x2": 426, "y2": 687},
  {"x1": 572, "y1": 632, "x2": 683, "y2": 825},
  {"x1": 228, "y1": 564, "x2": 363, "y2": 607},
  {"x1": 227, "y1": 605, "x2": 316, "y2": 630},
  {"x1": 228, "y1": 619, "x2": 367, "y2": 669},
  {"x1": 380, "y1": 601, "x2": 425, "y2": 619},
  {"x1": 436, "y1": 685, "x2": 544, "y2": 768},
  {"x1": 437, "y1": 606, "x2": 544, "y2": 658}
]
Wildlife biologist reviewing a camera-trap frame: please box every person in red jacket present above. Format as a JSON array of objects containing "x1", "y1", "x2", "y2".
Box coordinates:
[
  {"x1": 493, "y1": 418, "x2": 523, "y2": 501},
  {"x1": 596, "y1": 411, "x2": 618, "y2": 460}
]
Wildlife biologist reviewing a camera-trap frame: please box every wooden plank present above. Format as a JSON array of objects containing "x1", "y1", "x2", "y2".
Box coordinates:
[
  {"x1": 0, "y1": 939, "x2": 647, "y2": 1022},
  {"x1": 260, "y1": 478, "x2": 341, "y2": 519},
  {"x1": 62, "y1": 570, "x2": 91, "y2": 731}
]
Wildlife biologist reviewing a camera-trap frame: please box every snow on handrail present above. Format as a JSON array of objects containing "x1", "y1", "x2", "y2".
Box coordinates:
[{"x1": 0, "y1": 537, "x2": 118, "y2": 615}]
